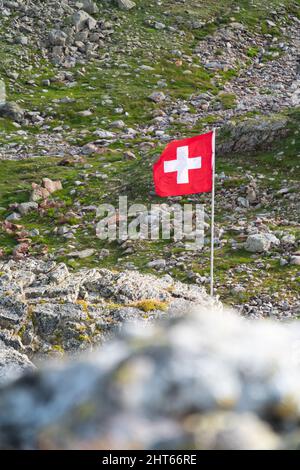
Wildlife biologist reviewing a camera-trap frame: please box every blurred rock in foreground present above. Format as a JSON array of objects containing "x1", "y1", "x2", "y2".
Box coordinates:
[{"x1": 1, "y1": 307, "x2": 300, "y2": 450}]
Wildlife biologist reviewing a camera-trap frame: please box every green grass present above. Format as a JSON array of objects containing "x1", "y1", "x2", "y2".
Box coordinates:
[
  {"x1": 247, "y1": 46, "x2": 260, "y2": 58},
  {"x1": 217, "y1": 92, "x2": 237, "y2": 109}
]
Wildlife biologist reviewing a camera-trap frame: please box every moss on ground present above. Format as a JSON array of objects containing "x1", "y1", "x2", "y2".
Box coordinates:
[{"x1": 129, "y1": 300, "x2": 169, "y2": 313}]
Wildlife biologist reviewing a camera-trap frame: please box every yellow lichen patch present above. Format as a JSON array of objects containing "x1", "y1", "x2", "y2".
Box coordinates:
[
  {"x1": 18, "y1": 323, "x2": 27, "y2": 339},
  {"x1": 74, "y1": 324, "x2": 87, "y2": 332},
  {"x1": 78, "y1": 334, "x2": 91, "y2": 343},
  {"x1": 105, "y1": 302, "x2": 124, "y2": 310},
  {"x1": 51, "y1": 345, "x2": 64, "y2": 354},
  {"x1": 129, "y1": 299, "x2": 169, "y2": 313},
  {"x1": 76, "y1": 299, "x2": 89, "y2": 313}
]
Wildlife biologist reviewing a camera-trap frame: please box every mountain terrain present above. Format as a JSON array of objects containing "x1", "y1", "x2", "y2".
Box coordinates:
[{"x1": 0, "y1": 0, "x2": 299, "y2": 449}]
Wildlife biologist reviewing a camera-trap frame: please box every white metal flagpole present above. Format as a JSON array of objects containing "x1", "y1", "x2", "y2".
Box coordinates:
[{"x1": 210, "y1": 129, "x2": 216, "y2": 297}]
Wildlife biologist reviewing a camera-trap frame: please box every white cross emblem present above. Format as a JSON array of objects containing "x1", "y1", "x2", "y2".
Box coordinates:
[{"x1": 164, "y1": 146, "x2": 202, "y2": 184}]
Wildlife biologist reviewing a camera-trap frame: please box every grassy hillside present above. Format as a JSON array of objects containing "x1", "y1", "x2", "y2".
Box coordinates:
[{"x1": 0, "y1": 0, "x2": 299, "y2": 311}]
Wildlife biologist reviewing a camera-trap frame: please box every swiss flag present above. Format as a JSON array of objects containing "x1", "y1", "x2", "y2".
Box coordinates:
[{"x1": 153, "y1": 131, "x2": 215, "y2": 197}]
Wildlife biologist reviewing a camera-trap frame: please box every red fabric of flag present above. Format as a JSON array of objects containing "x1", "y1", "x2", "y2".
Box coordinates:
[{"x1": 153, "y1": 131, "x2": 214, "y2": 197}]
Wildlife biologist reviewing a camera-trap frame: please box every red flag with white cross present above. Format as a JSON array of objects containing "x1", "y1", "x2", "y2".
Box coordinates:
[{"x1": 153, "y1": 131, "x2": 215, "y2": 197}]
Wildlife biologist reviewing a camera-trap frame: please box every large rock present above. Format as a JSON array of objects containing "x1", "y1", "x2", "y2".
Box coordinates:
[
  {"x1": 82, "y1": 0, "x2": 99, "y2": 14},
  {"x1": 0, "y1": 288, "x2": 28, "y2": 332},
  {"x1": 42, "y1": 178, "x2": 62, "y2": 194},
  {"x1": 70, "y1": 10, "x2": 97, "y2": 31},
  {"x1": 0, "y1": 80, "x2": 5, "y2": 106},
  {"x1": 67, "y1": 248, "x2": 95, "y2": 259},
  {"x1": 218, "y1": 115, "x2": 289, "y2": 155},
  {"x1": 0, "y1": 341, "x2": 34, "y2": 385},
  {"x1": 1, "y1": 307, "x2": 300, "y2": 449},
  {"x1": 244, "y1": 233, "x2": 279, "y2": 253},
  {"x1": 0, "y1": 102, "x2": 24, "y2": 122},
  {"x1": 30, "y1": 183, "x2": 50, "y2": 202},
  {"x1": 30, "y1": 178, "x2": 62, "y2": 202},
  {"x1": 47, "y1": 30, "x2": 67, "y2": 47},
  {"x1": 17, "y1": 202, "x2": 38, "y2": 216}
]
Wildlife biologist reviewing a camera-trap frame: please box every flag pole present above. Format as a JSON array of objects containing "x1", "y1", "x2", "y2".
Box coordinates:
[{"x1": 210, "y1": 129, "x2": 216, "y2": 297}]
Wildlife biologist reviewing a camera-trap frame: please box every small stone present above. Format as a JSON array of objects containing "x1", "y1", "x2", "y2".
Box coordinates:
[
  {"x1": 123, "y1": 151, "x2": 136, "y2": 160},
  {"x1": 148, "y1": 92, "x2": 166, "y2": 103},
  {"x1": 5, "y1": 213, "x2": 21, "y2": 222},
  {"x1": 266, "y1": 19, "x2": 276, "y2": 28},
  {"x1": 0, "y1": 102, "x2": 24, "y2": 122},
  {"x1": 48, "y1": 30, "x2": 67, "y2": 47},
  {"x1": 17, "y1": 202, "x2": 38, "y2": 216},
  {"x1": 117, "y1": 0, "x2": 136, "y2": 10},
  {"x1": 154, "y1": 22, "x2": 166, "y2": 30},
  {"x1": 29, "y1": 229, "x2": 40, "y2": 237},
  {"x1": 15, "y1": 36, "x2": 28, "y2": 46},
  {"x1": 42, "y1": 178, "x2": 63, "y2": 194},
  {"x1": 67, "y1": 249, "x2": 95, "y2": 259},
  {"x1": 81, "y1": 0, "x2": 99, "y2": 15},
  {"x1": 31, "y1": 184, "x2": 50, "y2": 202},
  {"x1": 280, "y1": 258, "x2": 288, "y2": 267},
  {"x1": 110, "y1": 120, "x2": 126, "y2": 129},
  {"x1": 237, "y1": 197, "x2": 250, "y2": 208},
  {"x1": 48, "y1": 263, "x2": 69, "y2": 284},
  {"x1": 78, "y1": 110, "x2": 93, "y2": 117},
  {"x1": 147, "y1": 259, "x2": 166, "y2": 269},
  {"x1": 290, "y1": 256, "x2": 300, "y2": 266},
  {"x1": 281, "y1": 234, "x2": 296, "y2": 245},
  {"x1": 81, "y1": 143, "x2": 99, "y2": 154}
]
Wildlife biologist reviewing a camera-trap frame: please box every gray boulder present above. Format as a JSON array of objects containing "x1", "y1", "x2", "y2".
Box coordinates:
[
  {"x1": 218, "y1": 115, "x2": 289, "y2": 155},
  {"x1": 70, "y1": 10, "x2": 97, "y2": 31},
  {"x1": 148, "y1": 91, "x2": 166, "y2": 103},
  {"x1": 0, "y1": 289, "x2": 28, "y2": 332},
  {"x1": 17, "y1": 202, "x2": 38, "y2": 216},
  {"x1": 82, "y1": 0, "x2": 99, "y2": 14},
  {"x1": 244, "y1": 233, "x2": 279, "y2": 253},
  {"x1": 0, "y1": 341, "x2": 34, "y2": 385},
  {"x1": 0, "y1": 102, "x2": 24, "y2": 122},
  {"x1": 47, "y1": 30, "x2": 67, "y2": 47},
  {"x1": 5, "y1": 212, "x2": 21, "y2": 222},
  {"x1": 291, "y1": 256, "x2": 300, "y2": 266}
]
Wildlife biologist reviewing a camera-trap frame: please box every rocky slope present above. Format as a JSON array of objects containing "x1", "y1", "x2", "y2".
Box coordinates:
[
  {"x1": 0, "y1": 3, "x2": 298, "y2": 314},
  {"x1": 0, "y1": 258, "x2": 216, "y2": 381},
  {"x1": 0, "y1": 0, "x2": 299, "y2": 451}
]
